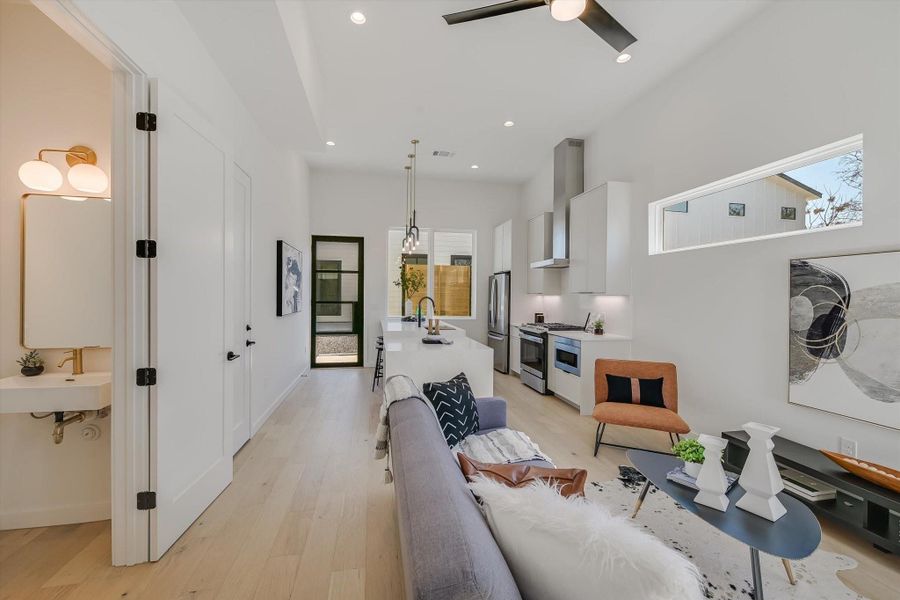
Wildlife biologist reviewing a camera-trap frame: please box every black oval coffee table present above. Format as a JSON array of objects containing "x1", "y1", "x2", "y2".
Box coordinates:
[{"x1": 626, "y1": 450, "x2": 822, "y2": 600}]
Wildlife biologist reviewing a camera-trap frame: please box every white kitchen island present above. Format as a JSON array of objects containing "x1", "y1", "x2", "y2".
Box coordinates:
[{"x1": 380, "y1": 318, "x2": 494, "y2": 398}]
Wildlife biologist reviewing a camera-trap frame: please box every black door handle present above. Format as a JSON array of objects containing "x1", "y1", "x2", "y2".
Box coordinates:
[
  {"x1": 246, "y1": 340, "x2": 256, "y2": 347},
  {"x1": 227, "y1": 351, "x2": 241, "y2": 361}
]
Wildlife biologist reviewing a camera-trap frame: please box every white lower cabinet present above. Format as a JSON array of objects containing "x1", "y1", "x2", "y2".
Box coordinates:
[
  {"x1": 548, "y1": 334, "x2": 632, "y2": 415},
  {"x1": 510, "y1": 326, "x2": 521, "y2": 374}
]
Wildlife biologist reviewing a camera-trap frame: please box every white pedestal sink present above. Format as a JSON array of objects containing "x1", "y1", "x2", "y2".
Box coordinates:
[{"x1": 0, "y1": 372, "x2": 111, "y2": 414}]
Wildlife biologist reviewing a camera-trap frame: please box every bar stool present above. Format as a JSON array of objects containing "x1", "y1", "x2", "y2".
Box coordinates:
[{"x1": 372, "y1": 336, "x2": 384, "y2": 392}]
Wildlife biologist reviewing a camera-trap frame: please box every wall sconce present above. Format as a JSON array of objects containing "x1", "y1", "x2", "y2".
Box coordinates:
[{"x1": 18, "y1": 145, "x2": 109, "y2": 193}]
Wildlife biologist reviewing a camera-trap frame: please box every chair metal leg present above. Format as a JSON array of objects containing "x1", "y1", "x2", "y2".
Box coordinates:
[
  {"x1": 675, "y1": 433, "x2": 682, "y2": 442},
  {"x1": 593, "y1": 423, "x2": 606, "y2": 457},
  {"x1": 668, "y1": 432, "x2": 676, "y2": 447}
]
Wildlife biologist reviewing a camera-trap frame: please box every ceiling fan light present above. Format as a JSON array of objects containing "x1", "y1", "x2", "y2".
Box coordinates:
[
  {"x1": 18, "y1": 159, "x2": 63, "y2": 192},
  {"x1": 67, "y1": 162, "x2": 109, "y2": 193},
  {"x1": 550, "y1": 0, "x2": 586, "y2": 22}
]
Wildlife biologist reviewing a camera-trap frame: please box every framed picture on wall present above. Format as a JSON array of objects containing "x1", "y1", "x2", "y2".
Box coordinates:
[
  {"x1": 276, "y1": 240, "x2": 302, "y2": 316},
  {"x1": 788, "y1": 251, "x2": 900, "y2": 430}
]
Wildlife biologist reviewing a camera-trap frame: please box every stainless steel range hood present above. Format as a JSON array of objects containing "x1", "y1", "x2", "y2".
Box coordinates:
[{"x1": 530, "y1": 138, "x2": 584, "y2": 269}]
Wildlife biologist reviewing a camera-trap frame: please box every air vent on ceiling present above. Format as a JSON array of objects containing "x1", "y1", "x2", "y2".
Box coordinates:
[{"x1": 432, "y1": 150, "x2": 456, "y2": 158}]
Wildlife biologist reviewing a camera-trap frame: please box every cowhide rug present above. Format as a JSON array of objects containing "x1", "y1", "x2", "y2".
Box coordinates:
[{"x1": 586, "y1": 469, "x2": 866, "y2": 600}]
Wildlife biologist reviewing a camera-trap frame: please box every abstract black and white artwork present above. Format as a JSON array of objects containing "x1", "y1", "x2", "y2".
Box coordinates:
[
  {"x1": 789, "y1": 251, "x2": 900, "y2": 429},
  {"x1": 277, "y1": 240, "x2": 302, "y2": 316}
]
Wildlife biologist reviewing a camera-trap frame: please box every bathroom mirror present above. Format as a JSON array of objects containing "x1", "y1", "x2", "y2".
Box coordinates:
[{"x1": 21, "y1": 194, "x2": 113, "y2": 348}]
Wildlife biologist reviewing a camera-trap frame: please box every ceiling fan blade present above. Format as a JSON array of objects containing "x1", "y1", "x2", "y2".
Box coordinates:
[
  {"x1": 578, "y1": 0, "x2": 637, "y2": 52},
  {"x1": 443, "y1": 0, "x2": 546, "y2": 26}
]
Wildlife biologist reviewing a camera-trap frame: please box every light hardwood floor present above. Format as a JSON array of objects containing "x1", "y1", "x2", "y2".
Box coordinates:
[{"x1": 1, "y1": 368, "x2": 897, "y2": 599}]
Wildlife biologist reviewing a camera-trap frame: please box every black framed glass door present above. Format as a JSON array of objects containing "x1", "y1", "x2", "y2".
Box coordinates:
[{"x1": 311, "y1": 236, "x2": 364, "y2": 368}]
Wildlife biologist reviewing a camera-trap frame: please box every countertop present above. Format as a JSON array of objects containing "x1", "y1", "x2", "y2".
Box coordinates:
[
  {"x1": 383, "y1": 335, "x2": 490, "y2": 353},
  {"x1": 381, "y1": 317, "x2": 461, "y2": 336}
]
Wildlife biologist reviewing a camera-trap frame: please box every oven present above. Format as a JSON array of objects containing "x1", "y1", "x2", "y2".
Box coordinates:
[
  {"x1": 554, "y1": 337, "x2": 581, "y2": 377},
  {"x1": 519, "y1": 330, "x2": 549, "y2": 394}
]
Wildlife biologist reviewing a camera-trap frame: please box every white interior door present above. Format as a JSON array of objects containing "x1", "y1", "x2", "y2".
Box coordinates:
[
  {"x1": 149, "y1": 79, "x2": 233, "y2": 560},
  {"x1": 232, "y1": 165, "x2": 252, "y2": 454}
]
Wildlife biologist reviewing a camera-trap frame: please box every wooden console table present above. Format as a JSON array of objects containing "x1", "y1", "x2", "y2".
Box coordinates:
[{"x1": 722, "y1": 430, "x2": 900, "y2": 554}]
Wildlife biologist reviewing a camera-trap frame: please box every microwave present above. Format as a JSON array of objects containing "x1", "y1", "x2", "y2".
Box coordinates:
[{"x1": 553, "y1": 337, "x2": 581, "y2": 377}]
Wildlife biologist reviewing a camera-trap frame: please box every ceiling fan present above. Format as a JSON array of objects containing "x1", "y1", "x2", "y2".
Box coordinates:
[{"x1": 442, "y1": 0, "x2": 636, "y2": 54}]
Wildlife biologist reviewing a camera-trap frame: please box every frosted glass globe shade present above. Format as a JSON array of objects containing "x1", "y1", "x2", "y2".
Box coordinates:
[
  {"x1": 67, "y1": 163, "x2": 109, "y2": 193},
  {"x1": 550, "y1": 0, "x2": 586, "y2": 21},
  {"x1": 18, "y1": 160, "x2": 63, "y2": 191}
]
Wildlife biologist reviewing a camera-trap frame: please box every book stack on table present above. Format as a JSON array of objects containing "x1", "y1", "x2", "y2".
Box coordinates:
[
  {"x1": 666, "y1": 466, "x2": 740, "y2": 493},
  {"x1": 779, "y1": 466, "x2": 836, "y2": 502}
]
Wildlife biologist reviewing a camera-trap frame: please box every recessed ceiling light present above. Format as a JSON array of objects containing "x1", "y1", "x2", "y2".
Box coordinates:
[
  {"x1": 503, "y1": 120, "x2": 515, "y2": 127},
  {"x1": 470, "y1": 164, "x2": 479, "y2": 169},
  {"x1": 616, "y1": 52, "x2": 632, "y2": 64},
  {"x1": 350, "y1": 11, "x2": 366, "y2": 25},
  {"x1": 326, "y1": 140, "x2": 336, "y2": 146}
]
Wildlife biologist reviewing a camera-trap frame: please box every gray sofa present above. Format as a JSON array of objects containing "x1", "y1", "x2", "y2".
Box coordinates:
[{"x1": 389, "y1": 395, "x2": 552, "y2": 600}]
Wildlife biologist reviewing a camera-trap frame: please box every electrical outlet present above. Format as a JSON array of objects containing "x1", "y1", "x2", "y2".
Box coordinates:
[{"x1": 839, "y1": 437, "x2": 858, "y2": 457}]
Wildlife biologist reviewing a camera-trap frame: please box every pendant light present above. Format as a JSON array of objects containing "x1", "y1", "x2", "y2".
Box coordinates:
[{"x1": 400, "y1": 139, "x2": 421, "y2": 254}]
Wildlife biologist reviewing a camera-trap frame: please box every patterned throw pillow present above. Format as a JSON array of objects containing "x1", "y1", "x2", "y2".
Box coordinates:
[
  {"x1": 423, "y1": 372, "x2": 480, "y2": 447},
  {"x1": 605, "y1": 374, "x2": 666, "y2": 408}
]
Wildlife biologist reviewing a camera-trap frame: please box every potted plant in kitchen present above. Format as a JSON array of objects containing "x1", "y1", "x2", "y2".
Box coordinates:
[
  {"x1": 17, "y1": 349, "x2": 44, "y2": 377},
  {"x1": 672, "y1": 438, "x2": 705, "y2": 478},
  {"x1": 393, "y1": 263, "x2": 426, "y2": 319},
  {"x1": 591, "y1": 317, "x2": 605, "y2": 335}
]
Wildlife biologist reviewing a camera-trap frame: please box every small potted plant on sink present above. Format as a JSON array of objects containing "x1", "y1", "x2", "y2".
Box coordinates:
[
  {"x1": 672, "y1": 438, "x2": 705, "y2": 478},
  {"x1": 591, "y1": 317, "x2": 605, "y2": 335},
  {"x1": 17, "y1": 349, "x2": 45, "y2": 377}
]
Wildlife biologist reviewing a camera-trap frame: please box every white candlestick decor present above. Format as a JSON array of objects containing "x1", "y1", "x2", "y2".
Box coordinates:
[
  {"x1": 735, "y1": 422, "x2": 787, "y2": 522},
  {"x1": 694, "y1": 434, "x2": 730, "y2": 512}
]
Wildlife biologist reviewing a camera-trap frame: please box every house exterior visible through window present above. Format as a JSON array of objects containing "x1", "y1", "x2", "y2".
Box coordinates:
[
  {"x1": 388, "y1": 229, "x2": 476, "y2": 318},
  {"x1": 650, "y1": 135, "x2": 863, "y2": 254}
]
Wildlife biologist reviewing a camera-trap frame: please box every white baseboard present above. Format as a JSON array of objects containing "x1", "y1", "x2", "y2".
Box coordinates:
[
  {"x1": 250, "y1": 368, "x2": 307, "y2": 436},
  {"x1": 0, "y1": 501, "x2": 110, "y2": 531}
]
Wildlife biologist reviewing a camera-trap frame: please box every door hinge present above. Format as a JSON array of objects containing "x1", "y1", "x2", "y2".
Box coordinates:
[
  {"x1": 136, "y1": 239, "x2": 157, "y2": 258},
  {"x1": 137, "y1": 491, "x2": 156, "y2": 510},
  {"x1": 136, "y1": 367, "x2": 157, "y2": 386},
  {"x1": 136, "y1": 112, "x2": 157, "y2": 131}
]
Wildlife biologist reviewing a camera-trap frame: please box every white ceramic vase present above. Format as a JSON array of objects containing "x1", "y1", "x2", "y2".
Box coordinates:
[
  {"x1": 683, "y1": 461, "x2": 702, "y2": 479},
  {"x1": 735, "y1": 422, "x2": 787, "y2": 522},
  {"x1": 694, "y1": 434, "x2": 730, "y2": 512}
]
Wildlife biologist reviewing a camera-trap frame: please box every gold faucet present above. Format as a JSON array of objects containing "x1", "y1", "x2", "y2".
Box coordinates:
[{"x1": 57, "y1": 348, "x2": 84, "y2": 375}]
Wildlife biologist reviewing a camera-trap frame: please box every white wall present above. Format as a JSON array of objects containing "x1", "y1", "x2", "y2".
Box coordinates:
[
  {"x1": 69, "y1": 1, "x2": 313, "y2": 433},
  {"x1": 518, "y1": 0, "x2": 900, "y2": 466},
  {"x1": 310, "y1": 168, "x2": 519, "y2": 366},
  {"x1": 0, "y1": 1, "x2": 113, "y2": 529}
]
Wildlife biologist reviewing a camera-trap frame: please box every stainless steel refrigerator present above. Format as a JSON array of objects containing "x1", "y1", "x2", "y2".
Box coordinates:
[{"x1": 487, "y1": 272, "x2": 511, "y2": 373}]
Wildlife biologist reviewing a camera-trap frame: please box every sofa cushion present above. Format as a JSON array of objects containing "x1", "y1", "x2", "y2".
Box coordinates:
[
  {"x1": 424, "y1": 372, "x2": 479, "y2": 446},
  {"x1": 605, "y1": 374, "x2": 666, "y2": 408},
  {"x1": 469, "y1": 477, "x2": 704, "y2": 600},
  {"x1": 457, "y1": 453, "x2": 587, "y2": 498}
]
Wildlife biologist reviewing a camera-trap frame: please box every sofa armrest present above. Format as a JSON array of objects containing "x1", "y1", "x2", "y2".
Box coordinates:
[{"x1": 476, "y1": 397, "x2": 507, "y2": 431}]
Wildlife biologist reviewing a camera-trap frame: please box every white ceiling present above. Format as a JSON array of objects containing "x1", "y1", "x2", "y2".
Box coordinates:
[{"x1": 185, "y1": 0, "x2": 771, "y2": 183}]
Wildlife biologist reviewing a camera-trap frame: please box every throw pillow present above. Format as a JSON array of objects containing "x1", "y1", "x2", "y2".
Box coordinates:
[
  {"x1": 423, "y1": 372, "x2": 479, "y2": 446},
  {"x1": 468, "y1": 477, "x2": 704, "y2": 600},
  {"x1": 458, "y1": 453, "x2": 586, "y2": 498},
  {"x1": 606, "y1": 374, "x2": 666, "y2": 408}
]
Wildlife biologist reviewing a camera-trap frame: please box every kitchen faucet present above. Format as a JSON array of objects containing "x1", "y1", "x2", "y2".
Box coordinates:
[{"x1": 417, "y1": 296, "x2": 436, "y2": 328}]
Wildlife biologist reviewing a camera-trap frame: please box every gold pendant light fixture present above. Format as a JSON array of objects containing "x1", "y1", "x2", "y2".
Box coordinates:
[{"x1": 401, "y1": 139, "x2": 420, "y2": 254}]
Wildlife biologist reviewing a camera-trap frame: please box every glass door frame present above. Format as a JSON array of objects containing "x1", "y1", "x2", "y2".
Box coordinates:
[{"x1": 310, "y1": 235, "x2": 364, "y2": 368}]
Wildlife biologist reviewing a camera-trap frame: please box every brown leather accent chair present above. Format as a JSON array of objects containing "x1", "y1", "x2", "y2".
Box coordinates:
[{"x1": 593, "y1": 359, "x2": 691, "y2": 456}]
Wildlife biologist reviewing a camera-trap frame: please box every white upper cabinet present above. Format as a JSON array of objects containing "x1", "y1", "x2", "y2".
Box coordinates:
[
  {"x1": 493, "y1": 219, "x2": 512, "y2": 273},
  {"x1": 567, "y1": 182, "x2": 631, "y2": 295},
  {"x1": 527, "y1": 213, "x2": 560, "y2": 294}
]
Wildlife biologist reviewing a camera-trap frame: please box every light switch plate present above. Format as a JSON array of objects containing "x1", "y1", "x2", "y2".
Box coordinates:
[{"x1": 839, "y1": 437, "x2": 858, "y2": 457}]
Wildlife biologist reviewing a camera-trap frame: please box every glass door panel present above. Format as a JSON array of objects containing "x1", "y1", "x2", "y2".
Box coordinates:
[{"x1": 311, "y1": 236, "x2": 363, "y2": 368}]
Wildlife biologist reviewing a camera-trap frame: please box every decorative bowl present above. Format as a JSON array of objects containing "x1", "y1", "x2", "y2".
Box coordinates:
[{"x1": 820, "y1": 449, "x2": 900, "y2": 494}]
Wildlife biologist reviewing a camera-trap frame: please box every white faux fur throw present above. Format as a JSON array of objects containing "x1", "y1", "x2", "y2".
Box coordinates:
[
  {"x1": 453, "y1": 428, "x2": 554, "y2": 467},
  {"x1": 469, "y1": 477, "x2": 704, "y2": 600}
]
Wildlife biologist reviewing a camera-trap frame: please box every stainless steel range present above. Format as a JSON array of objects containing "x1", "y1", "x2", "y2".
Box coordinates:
[{"x1": 518, "y1": 322, "x2": 584, "y2": 394}]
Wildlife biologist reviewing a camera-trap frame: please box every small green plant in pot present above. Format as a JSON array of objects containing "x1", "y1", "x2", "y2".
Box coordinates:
[
  {"x1": 17, "y1": 349, "x2": 45, "y2": 377},
  {"x1": 592, "y1": 318, "x2": 605, "y2": 335},
  {"x1": 672, "y1": 438, "x2": 705, "y2": 478}
]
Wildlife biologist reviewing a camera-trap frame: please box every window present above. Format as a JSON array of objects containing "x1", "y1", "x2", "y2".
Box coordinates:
[
  {"x1": 388, "y1": 228, "x2": 476, "y2": 318},
  {"x1": 649, "y1": 135, "x2": 863, "y2": 254}
]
